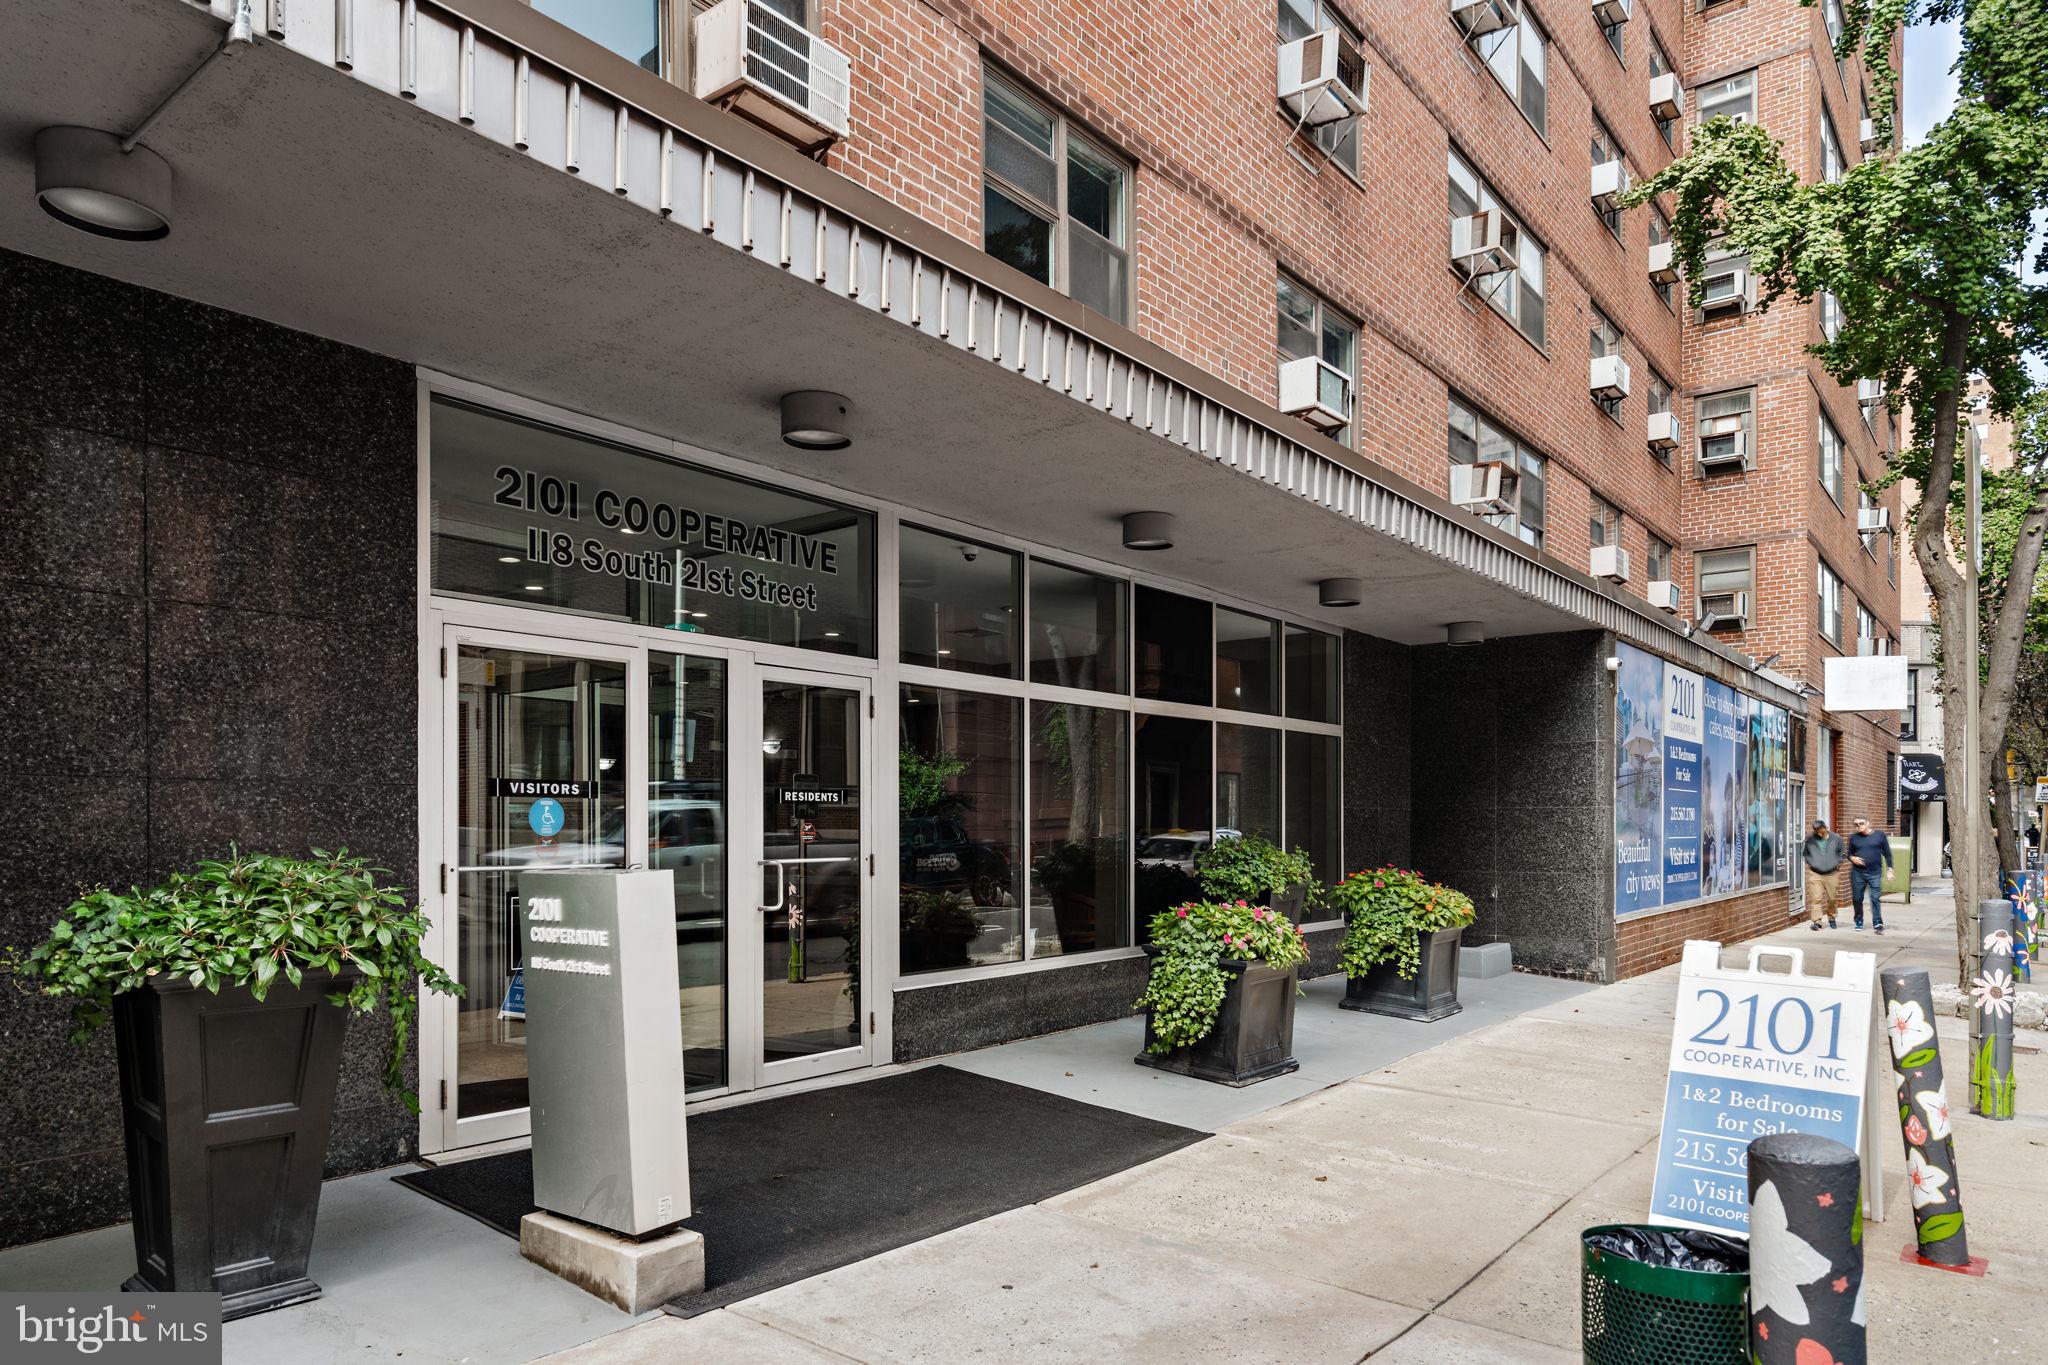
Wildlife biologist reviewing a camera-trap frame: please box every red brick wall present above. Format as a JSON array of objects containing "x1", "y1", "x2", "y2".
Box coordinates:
[{"x1": 1617, "y1": 885, "x2": 1797, "y2": 978}]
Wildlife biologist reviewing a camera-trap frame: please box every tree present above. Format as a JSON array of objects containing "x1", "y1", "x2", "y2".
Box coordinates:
[
  {"x1": 1621, "y1": 0, "x2": 2048, "y2": 984},
  {"x1": 1978, "y1": 400, "x2": 2048, "y2": 869}
]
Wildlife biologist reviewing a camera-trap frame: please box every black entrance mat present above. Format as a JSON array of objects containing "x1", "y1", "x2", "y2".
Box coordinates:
[{"x1": 393, "y1": 1065, "x2": 1201, "y2": 1315}]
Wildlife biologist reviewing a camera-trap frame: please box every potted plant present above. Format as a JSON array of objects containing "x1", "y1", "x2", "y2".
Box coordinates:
[
  {"x1": 6, "y1": 849, "x2": 460, "y2": 1318},
  {"x1": 1331, "y1": 866, "x2": 1476, "y2": 1022},
  {"x1": 898, "y1": 889, "x2": 985, "y2": 973},
  {"x1": 1033, "y1": 835, "x2": 1124, "y2": 954},
  {"x1": 1193, "y1": 832, "x2": 1321, "y2": 923},
  {"x1": 1133, "y1": 899, "x2": 1309, "y2": 1086}
]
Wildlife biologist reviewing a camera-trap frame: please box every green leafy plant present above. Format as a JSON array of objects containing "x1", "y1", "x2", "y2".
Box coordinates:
[
  {"x1": 1193, "y1": 833, "x2": 1319, "y2": 908},
  {"x1": 1331, "y1": 866, "x2": 1476, "y2": 982},
  {"x1": 901, "y1": 889, "x2": 984, "y2": 936},
  {"x1": 899, "y1": 745, "x2": 971, "y2": 819},
  {"x1": 5, "y1": 850, "x2": 461, "y2": 1112},
  {"x1": 1134, "y1": 899, "x2": 1310, "y2": 1054}
]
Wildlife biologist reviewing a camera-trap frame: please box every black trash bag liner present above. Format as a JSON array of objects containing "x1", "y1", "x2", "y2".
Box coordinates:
[{"x1": 1583, "y1": 1226, "x2": 1750, "y2": 1274}]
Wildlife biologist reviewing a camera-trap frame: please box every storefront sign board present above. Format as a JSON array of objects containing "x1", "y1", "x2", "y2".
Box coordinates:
[{"x1": 1650, "y1": 940, "x2": 1885, "y2": 1237}]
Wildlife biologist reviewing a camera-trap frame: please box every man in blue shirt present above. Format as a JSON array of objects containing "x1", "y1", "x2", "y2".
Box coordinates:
[{"x1": 1846, "y1": 817, "x2": 1892, "y2": 933}]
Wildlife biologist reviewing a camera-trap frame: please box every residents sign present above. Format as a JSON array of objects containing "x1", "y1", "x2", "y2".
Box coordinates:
[{"x1": 1650, "y1": 941, "x2": 1882, "y2": 1236}]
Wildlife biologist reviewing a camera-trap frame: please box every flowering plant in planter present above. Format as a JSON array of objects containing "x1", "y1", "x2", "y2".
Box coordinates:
[
  {"x1": 1331, "y1": 866, "x2": 1476, "y2": 982},
  {"x1": 1192, "y1": 833, "x2": 1320, "y2": 911},
  {"x1": 7, "y1": 849, "x2": 461, "y2": 1110},
  {"x1": 1134, "y1": 899, "x2": 1309, "y2": 1054}
]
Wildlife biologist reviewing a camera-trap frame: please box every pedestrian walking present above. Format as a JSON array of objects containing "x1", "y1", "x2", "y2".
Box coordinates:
[
  {"x1": 1845, "y1": 817, "x2": 1891, "y2": 934},
  {"x1": 1802, "y1": 819, "x2": 1845, "y2": 931}
]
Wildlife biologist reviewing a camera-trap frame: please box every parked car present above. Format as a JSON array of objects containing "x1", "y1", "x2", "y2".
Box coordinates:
[
  {"x1": 900, "y1": 816, "x2": 1014, "y2": 906},
  {"x1": 1136, "y1": 828, "x2": 1241, "y2": 877}
]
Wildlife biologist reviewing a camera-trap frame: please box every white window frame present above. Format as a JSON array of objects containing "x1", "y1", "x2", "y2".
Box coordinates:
[
  {"x1": 1475, "y1": 10, "x2": 1548, "y2": 136},
  {"x1": 1818, "y1": 558, "x2": 1844, "y2": 644},
  {"x1": 1818, "y1": 411, "x2": 1845, "y2": 507},
  {"x1": 1449, "y1": 394, "x2": 1548, "y2": 548},
  {"x1": 1276, "y1": 272, "x2": 1361, "y2": 446},
  {"x1": 1697, "y1": 71, "x2": 1756, "y2": 126},
  {"x1": 1449, "y1": 149, "x2": 1547, "y2": 347}
]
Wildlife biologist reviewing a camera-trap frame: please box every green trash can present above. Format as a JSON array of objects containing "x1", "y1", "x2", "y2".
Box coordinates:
[{"x1": 1581, "y1": 1224, "x2": 1749, "y2": 1364}]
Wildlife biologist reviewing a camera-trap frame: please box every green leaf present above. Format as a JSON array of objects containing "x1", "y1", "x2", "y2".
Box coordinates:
[
  {"x1": 1917, "y1": 1212, "x2": 1965, "y2": 1245},
  {"x1": 1900, "y1": 1047, "x2": 1939, "y2": 1069}
]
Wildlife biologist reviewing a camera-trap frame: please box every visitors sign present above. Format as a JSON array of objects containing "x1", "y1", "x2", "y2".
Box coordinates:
[{"x1": 1650, "y1": 941, "x2": 1883, "y2": 1236}]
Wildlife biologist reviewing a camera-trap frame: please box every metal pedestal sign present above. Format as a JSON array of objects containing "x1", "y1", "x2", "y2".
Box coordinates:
[
  {"x1": 1650, "y1": 942, "x2": 1885, "y2": 1236},
  {"x1": 520, "y1": 869, "x2": 690, "y2": 1238}
]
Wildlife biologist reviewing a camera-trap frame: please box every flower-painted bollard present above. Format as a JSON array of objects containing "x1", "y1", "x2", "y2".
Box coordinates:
[
  {"x1": 1880, "y1": 966, "x2": 1974, "y2": 1269},
  {"x1": 1972, "y1": 898, "x2": 2017, "y2": 1119},
  {"x1": 1746, "y1": 1132, "x2": 1864, "y2": 1365}
]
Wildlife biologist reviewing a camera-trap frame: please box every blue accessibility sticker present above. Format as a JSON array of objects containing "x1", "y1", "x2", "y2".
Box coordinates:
[{"x1": 528, "y1": 797, "x2": 565, "y2": 837}]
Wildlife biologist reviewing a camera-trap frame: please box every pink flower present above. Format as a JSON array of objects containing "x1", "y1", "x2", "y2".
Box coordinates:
[
  {"x1": 1254, "y1": 907, "x2": 1266, "y2": 920},
  {"x1": 1235, "y1": 899, "x2": 1249, "y2": 908},
  {"x1": 1374, "y1": 879, "x2": 1385, "y2": 889},
  {"x1": 1175, "y1": 906, "x2": 1188, "y2": 919},
  {"x1": 1904, "y1": 1114, "x2": 1928, "y2": 1146}
]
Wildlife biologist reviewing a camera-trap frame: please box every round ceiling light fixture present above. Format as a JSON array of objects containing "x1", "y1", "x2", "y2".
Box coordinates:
[
  {"x1": 34, "y1": 127, "x2": 173, "y2": 242},
  {"x1": 780, "y1": 390, "x2": 853, "y2": 450},
  {"x1": 1445, "y1": 621, "x2": 1485, "y2": 647},
  {"x1": 1121, "y1": 511, "x2": 1176, "y2": 551},
  {"x1": 1318, "y1": 577, "x2": 1363, "y2": 608}
]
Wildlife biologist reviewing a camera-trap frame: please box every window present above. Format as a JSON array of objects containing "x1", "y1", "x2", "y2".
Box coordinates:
[
  {"x1": 1028, "y1": 698, "x2": 1131, "y2": 958},
  {"x1": 1818, "y1": 559, "x2": 1844, "y2": 643},
  {"x1": 982, "y1": 70, "x2": 1132, "y2": 325},
  {"x1": 1695, "y1": 389, "x2": 1755, "y2": 471},
  {"x1": 900, "y1": 525, "x2": 1020, "y2": 676},
  {"x1": 1818, "y1": 412, "x2": 1845, "y2": 506},
  {"x1": 1029, "y1": 559, "x2": 1126, "y2": 693},
  {"x1": 1887, "y1": 751, "x2": 1899, "y2": 826},
  {"x1": 1135, "y1": 587, "x2": 1212, "y2": 706},
  {"x1": 1648, "y1": 535, "x2": 1673, "y2": 583},
  {"x1": 1591, "y1": 120, "x2": 1627, "y2": 239},
  {"x1": 1448, "y1": 396, "x2": 1548, "y2": 547},
  {"x1": 1649, "y1": 209, "x2": 1676, "y2": 309},
  {"x1": 1818, "y1": 726, "x2": 1836, "y2": 826},
  {"x1": 1698, "y1": 71, "x2": 1756, "y2": 126},
  {"x1": 1589, "y1": 307, "x2": 1625, "y2": 419},
  {"x1": 1276, "y1": 273, "x2": 1360, "y2": 444},
  {"x1": 1821, "y1": 114, "x2": 1845, "y2": 183},
  {"x1": 1649, "y1": 40, "x2": 1679, "y2": 148},
  {"x1": 532, "y1": 0, "x2": 663, "y2": 74},
  {"x1": 1902, "y1": 668, "x2": 1918, "y2": 741},
  {"x1": 1822, "y1": 0, "x2": 1848, "y2": 82},
  {"x1": 1856, "y1": 602, "x2": 1876, "y2": 648},
  {"x1": 1858, "y1": 487, "x2": 1882, "y2": 555},
  {"x1": 1476, "y1": 11, "x2": 1548, "y2": 133},
  {"x1": 1698, "y1": 546, "x2": 1754, "y2": 599},
  {"x1": 1819, "y1": 290, "x2": 1844, "y2": 342},
  {"x1": 1590, "y1": 495, "x2": 1620, "y2": 548},
  {"x1": 1284, "y1": 624, "x2": 1340, "y2": 723},
  {"x1": 899, "y1": 685, "x2": 1023, "y2": 971},
  {"x1": 1648, "y1": 371, "x2": 1675, "y2": 464},
  {"x1": 1277, "y1": 0, "x2": 1365, "y2": 173},
  {"x1": 1217, "y1": 608, "x2": 1281, "y2": 714},
  {"x1": 1448, "y1": 150, "x2": 1547, "y2": 347},
  {"x1": 1600, "y1": 1, "x2": 1626, "y2": 61}
]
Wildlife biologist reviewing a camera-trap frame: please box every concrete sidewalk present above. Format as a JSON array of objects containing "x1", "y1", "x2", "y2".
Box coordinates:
[{"x1": 550, "y1": 886, "x2": 2048, "y2": 1363}]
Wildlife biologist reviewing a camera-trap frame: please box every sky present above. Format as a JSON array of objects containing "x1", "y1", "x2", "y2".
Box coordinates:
[{"x1": 1901, "y1": 15, "x2": 1962, "y2": 145}]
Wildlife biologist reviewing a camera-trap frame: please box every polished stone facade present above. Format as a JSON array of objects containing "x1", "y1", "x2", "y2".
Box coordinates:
[{"x1": 0, "y1": 249, "x2": 420, "y2": 1249}]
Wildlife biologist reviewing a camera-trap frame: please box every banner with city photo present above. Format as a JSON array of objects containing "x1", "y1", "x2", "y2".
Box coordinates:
[{"x1": 1614, "y1": 643, "x2": 1791, "y2": 918}]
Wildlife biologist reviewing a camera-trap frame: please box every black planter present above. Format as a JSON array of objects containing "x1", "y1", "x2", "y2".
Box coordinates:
[
  {"x1": 115, "y1": 971, "x2": 354, "y2": 1319},
  {"x1": 1135, "y1": 951, "x2": 1300, "y2": 1086},
  {"x1": 901, "y1": 925, "x2": 977, "y2": 973},
  {"x1": 1266, "y1": 884, "x2": 1308, "y2": 923},
  {"x1": 1341, "y1": 926, "x2": 1463, "y2": 1022}
]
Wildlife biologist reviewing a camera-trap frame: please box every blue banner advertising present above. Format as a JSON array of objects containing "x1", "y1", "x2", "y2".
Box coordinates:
[
  {"x1": 1662, "y1": 662, "x2": 1703, "y2": 906},
  {"x1": 1615, "y1": 644, "x2": 1666, "y2": 916},
  {"x1": 1700, "y1": 678, "x2": 1748, "y2": 898}
]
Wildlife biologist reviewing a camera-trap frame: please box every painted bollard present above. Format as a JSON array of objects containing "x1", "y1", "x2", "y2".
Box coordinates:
[
  {"x1": 1880, "y1": 966, "x2": 1971, "y2": 1267},
  {"x1": 1746, "y1": 1132, "x2": 1864, "y2": 1365},
  {"x1": 1973, "y1": 898, "x2": 2017, "y2": 1120}
]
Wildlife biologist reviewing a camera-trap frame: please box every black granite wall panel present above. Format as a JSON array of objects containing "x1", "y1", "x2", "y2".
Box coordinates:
[
  {"x1": 1409, "y1": 631, "x2": 1616, "y2": 981},
  {"x1": 0, "y1": 250, "x2": 419, "y2": 1248},
  {"x1": 1343, "y1": 630, "x2": 1412, "y2": 874}
]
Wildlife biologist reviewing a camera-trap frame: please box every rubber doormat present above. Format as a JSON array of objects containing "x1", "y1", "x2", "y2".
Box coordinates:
[{"x1": 393, "y1": 1065, "x2": 1202, "y2": 1315}]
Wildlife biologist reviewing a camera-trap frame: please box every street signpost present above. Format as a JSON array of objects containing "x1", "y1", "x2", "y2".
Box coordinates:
[{"x1": 1650, "y1": 941, "x2": 1885, "y2": 1237}]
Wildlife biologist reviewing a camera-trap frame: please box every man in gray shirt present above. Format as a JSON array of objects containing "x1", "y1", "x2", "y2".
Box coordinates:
[{"x1": 1802, "y1": 818, "x2": 1846, "y2": 930}]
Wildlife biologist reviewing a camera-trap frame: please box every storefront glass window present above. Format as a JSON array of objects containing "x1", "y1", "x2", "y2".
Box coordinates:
[
  {"x1": 1217, "y1": 608, "x2": 1280, "y2": 714},
  {"x1": 900, "y1": 525, "x2": 1020, "y2": 677},
  {"x1": 1135, "y1": 586, "x2": 1212, "y2": 705},
  {"x1": 429, "y1": 398, "x2": 876, "y2": 656},
  {"x1": 649, "y1": 652, "x2": 727, "y2": 1092},
  {"x1": 1135, "y1": 714, "x2": 1213, "y2": 935},
  {"x1": 1028, "y1": 700, "x2": 1132, "y2": 957},
  {"x1": 1217, "y1": 724, "x2": 1282, "y2": 842},
  {"x1": 899, "y1": 686, "x2": 1023, "y2": 974},
  {"x1": 1029, "y1": 559, "x2": 1127, "y2": 694},
  {"x1": 1285, "y1": 625, "x2": 1341, "y2": 723},
  {"x1": 1286, "y1": 730, "x2": 1342, "y2": 885}
]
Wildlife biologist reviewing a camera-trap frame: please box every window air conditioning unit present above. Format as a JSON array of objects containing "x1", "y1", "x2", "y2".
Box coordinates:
[
  {"x1": 1277, "y1": 31, "x2": 1369, "y2": 126},
  {"x1": 1859, "y1": 117, "x2": 1885, "y2": 153},
  {"x1": 1277, "y1": 355, "x2": 1352, "y2": 432},
  {"x1": 1697, "y1": 265, "x2": 1751, "y2": 320},
  {"x1": 694, "y1": 0, "x2": 852, "y2": 150},
  {"x1": 1590, "y1": 159, "x2": 1632, "y2": 213},
  {"x1": 1449, "y1": 459, "x2": 1519, "y2": 515},
  {"x1": 1647, "y1": 410, "x2": 1681, "y2": 452},
  {"x1": 1857, "y1": 377, "x2": 1885, "y2": 406},
  {"x1": 1697, "y1": 590, "x2": 1750, "y2": 630},
  {"x1": 1697, "y1": 419, "x2": 1748, "y2": 472},
  {"x1": 1451, "y1": 0, "x2": 1519, "y2": 39},
  {"x1": 1858, "y1": 506, "x2": 1891, "y2": 534},
  {"x1": 1646, "y1": 579, "x2": 1682, "y2": 613},
  {"x1": 1648, "y1": 72, "x2": 1685, "y2": 122},
  {"x1": 1589, "y1": 353, "x2": 1632, "y2": 402},
  {"x1": 1451, "y1": 210, "x2": 1518, "y2": 277},
  {"x1": 1590, "y1": 544, "x2": 1631, "y2": 583},
  {"x1": 1857, "y1": 636, "x2": 1886, "y2": 657},
  {"x1": 1592, "y1": 0, "x2": 1631, "y2": 26},
  {"x1": 1646, "y1": 240, "x2": 1680, "y2": 285}
]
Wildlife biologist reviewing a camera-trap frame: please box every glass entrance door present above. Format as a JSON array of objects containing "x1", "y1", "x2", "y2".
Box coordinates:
[{"x1": 756, "y1": 671, "x2": 870, "y2": 1083}]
